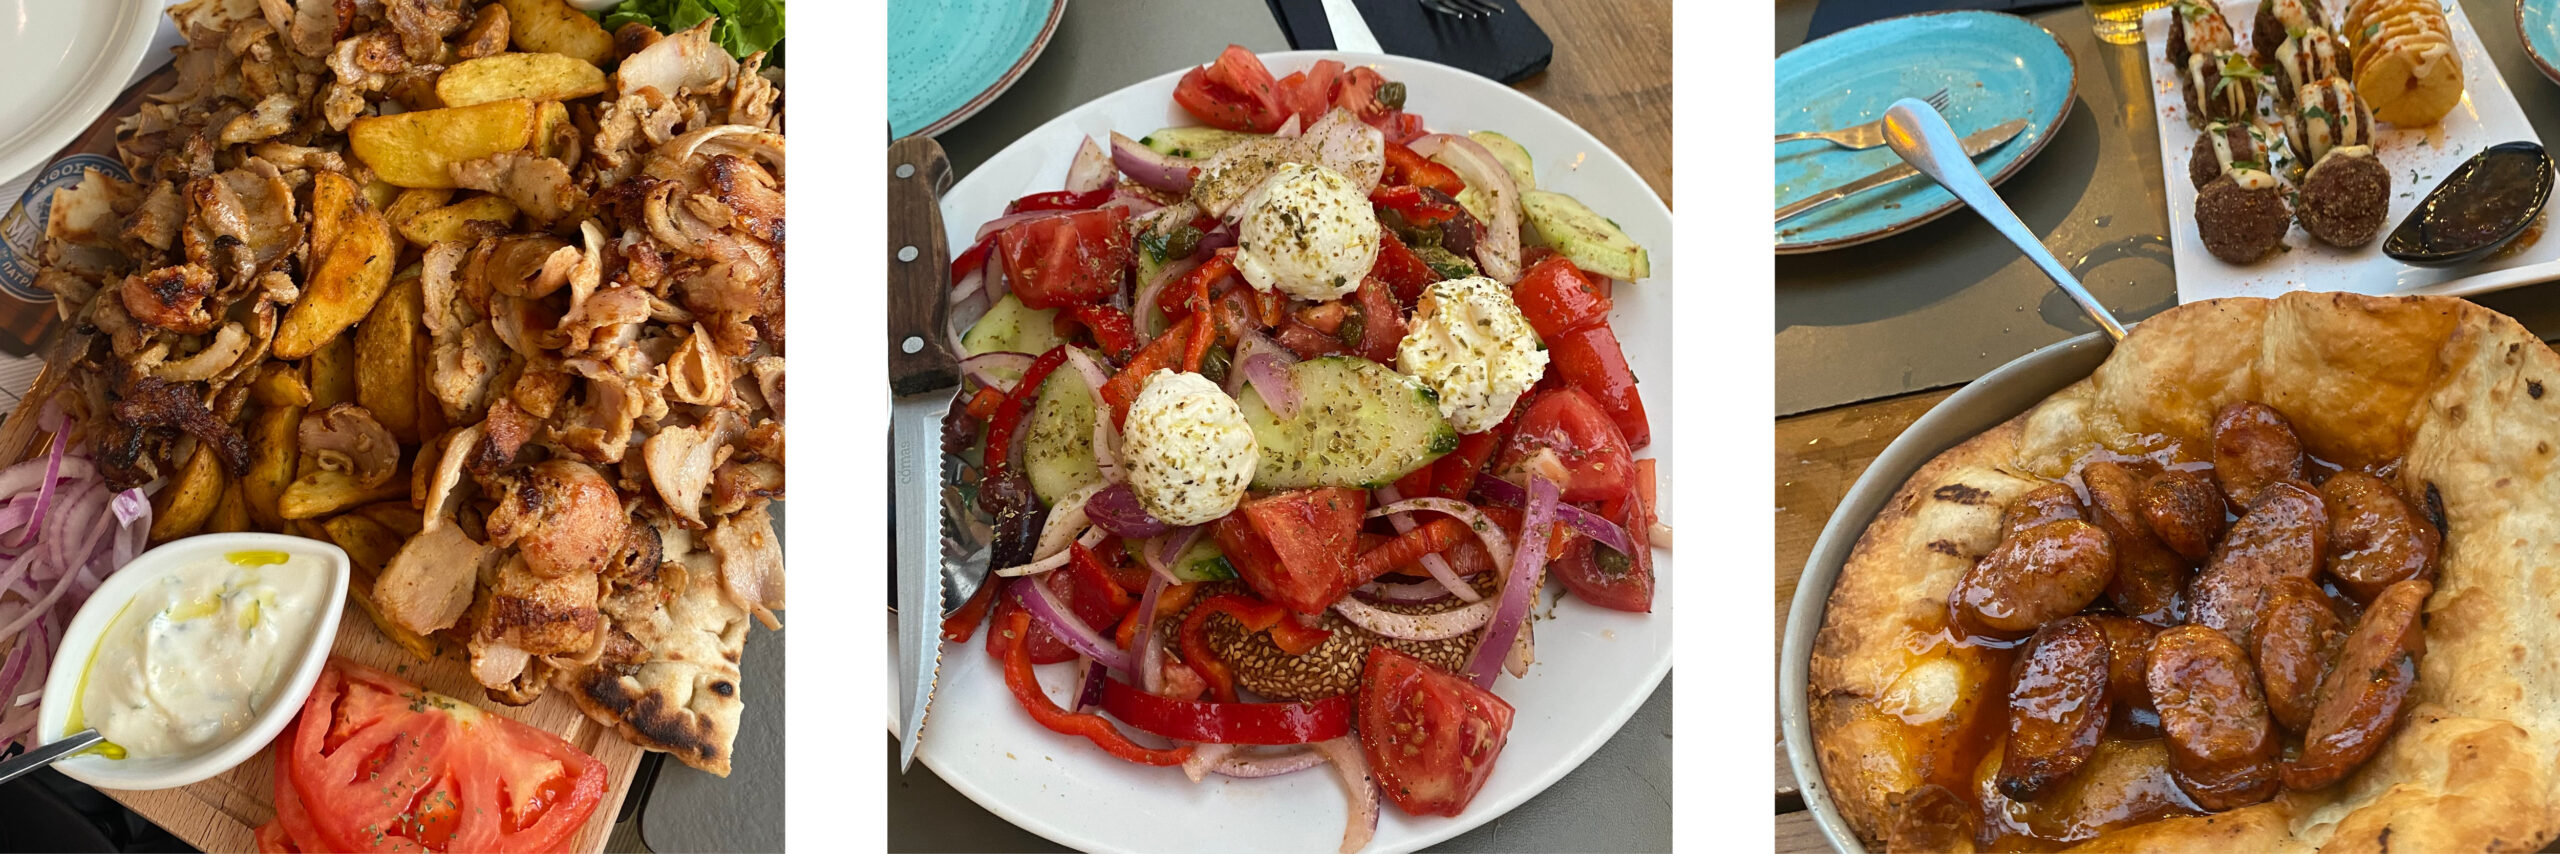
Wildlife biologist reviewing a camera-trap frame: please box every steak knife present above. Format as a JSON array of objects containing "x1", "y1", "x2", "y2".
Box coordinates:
[
  {"x1": 889, "y1": 136, "x2": 959, "y2": 773},
  {"x1": 1774, "y1": 118, "x2": 2029, "y2": 224}
]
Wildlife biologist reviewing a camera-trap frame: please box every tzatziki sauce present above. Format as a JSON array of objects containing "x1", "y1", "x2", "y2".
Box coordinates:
[{"x1": 73, "y1": 550, "x2": 330, "y2": 759}]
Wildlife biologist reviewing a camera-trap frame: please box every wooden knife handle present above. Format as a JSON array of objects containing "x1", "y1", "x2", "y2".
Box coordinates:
[{"x1": 887, "y1": 136, "x2": 959, "y2": 397}]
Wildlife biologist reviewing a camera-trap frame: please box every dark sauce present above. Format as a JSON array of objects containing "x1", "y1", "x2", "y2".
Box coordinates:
[{"x1": 2384, "y1": 141, "x2": 2555, "y2": 267}]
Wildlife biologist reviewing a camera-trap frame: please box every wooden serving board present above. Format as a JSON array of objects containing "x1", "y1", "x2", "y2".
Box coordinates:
[{"x1": 5, "y1": 360, "x2": 644, "y2": 854}]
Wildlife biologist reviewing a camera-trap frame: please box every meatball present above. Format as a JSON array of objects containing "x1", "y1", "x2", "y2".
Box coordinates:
[
  {"x1": 2297, "y1": 148, "x2": 2390, "y2": 248},
  {"x1": 2196, "y1": 170, "x2": 2292, "y2": 263},
  {"x1": 2190, "y1": 121, "x2": 2270, "y2": 189},
  {"x1": 2287, "y1": 78, "x2": 2374, "y2": 165},
  {"x1": 2183, "y1": 52, "x2": 2258, "y2": 126}
]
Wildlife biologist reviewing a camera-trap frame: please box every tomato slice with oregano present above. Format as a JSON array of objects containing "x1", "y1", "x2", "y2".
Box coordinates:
[
  {"x1": 1099, "y1": 677, "x2": 1352, "y2": 744},
  {"x1": 997, "y1": 207, "x2": 1132, "y2": 309},
  {"x1": 280, "y1": 660, "x2": 607, "y2": 854},
  {"x1": 1356, "y1": 646, "x2": 1515, "y2": 817},
  {"x1": 1225, "y1": 487, "x2": 1369, "y2": 615},
  {"x1": 1493, "y1": 387, "x2": 1636, "y2": 504}
]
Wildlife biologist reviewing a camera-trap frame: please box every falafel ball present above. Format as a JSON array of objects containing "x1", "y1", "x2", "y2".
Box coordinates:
[
  {"x1": 2197, "y1": 170, "x2": 2292, "y2": 263},
  {"x1": 2297, "y1": 147, "x2": 2390, "y2": 247},
  {"x1": 2255, "y1": 0, "x2": 2327, "y2": 63},
  {"x1": 2189, "y1": 121, "x2": 2270, "y2": 189},
  {"x1": 2183, "y1": 52, "x2": 2257, "y2": 125},
  {"x1": 2169, "y1": 0, "x2": 2236, "y2": 71}
]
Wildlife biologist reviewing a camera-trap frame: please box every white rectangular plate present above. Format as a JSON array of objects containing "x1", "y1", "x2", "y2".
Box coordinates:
[{"x1": 2145, "y1": 0, "x2": 2558, "y2": 302}]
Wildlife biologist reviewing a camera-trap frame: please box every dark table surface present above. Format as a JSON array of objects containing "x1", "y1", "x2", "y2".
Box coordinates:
[{"x1": 1773, "y1": 0, "x2": 2560, "y2": 418}]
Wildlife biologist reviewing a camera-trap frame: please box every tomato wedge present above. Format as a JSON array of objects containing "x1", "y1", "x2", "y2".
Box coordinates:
[
  {"x1": 1100, "y1": 677, "x2": 1352, "y2": 744},
  {"x1": 1545, "y1": 323, "x2": 1651, "y2": 450},
  {"x1": 1509, "y1": 255, "x2": 1613, "y2": 340},
  {"x1": 1229, "y1": 487, "x2": 1369, "y2": 615},
  {"x1": 997, "y1": 207, "x2": 1132, "y2": 309},
  {"x1": 1174, "y1": 45, "x2": 1289, "y2": 133},
  {"x1": 280, "y1": 660, "x2": 606, "y2": 854},
  {"x1": 1356, "y1": 647, "x2": 1515, "y2": 817},
  {"x1": 1493, "y1": 387, "x2": 1636, "y2": 504}
]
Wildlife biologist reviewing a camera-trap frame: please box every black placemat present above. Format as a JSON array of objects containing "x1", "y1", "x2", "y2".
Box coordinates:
[
  {"x1": 1267, "y1": 0, "x2": 1552, "y2": 84},
  {"x1": 1805, "y1": 0, "x2": 2077, "y2": 42}
]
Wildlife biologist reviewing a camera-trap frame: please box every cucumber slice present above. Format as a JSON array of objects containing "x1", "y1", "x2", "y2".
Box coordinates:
[
  {"x1": 961, "y1": 294, "x2": 1069, "y2": 372},
  {"x1": 1519, "y1": 188, "x2": 1651, "y2": 281},
  {"x1": 1469, "y1": 131, "x2": 1536, "y2": 190},
  {"x1": 1023, "y1": 356, "x2": 1103, "y2": 505},
  {"x1": 1141, "y1": 126, "x2": 1265, "y2": 159},
  {"x1": 1241, "y1": 356, "x2": 1458, "y2": 489},
  {"x1": 1123, "y1": 536, "x2": 1240, "y2": 583}
]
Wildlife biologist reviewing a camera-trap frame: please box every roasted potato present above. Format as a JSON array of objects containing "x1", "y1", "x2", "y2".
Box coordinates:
[
  {"x1": 309, "y1": 333, "x2": 358, "y2": 408},
  {"x1": 399, "y1": 195, "x2": 518, "y2": 246},
  {"x1": 357, "y1": 274, "x2": 425, "y2": 443},
  {"x1": 250, "y1": 362, "x2": 313, "y2": 408},
  {"x1": 275, "y1": 202, "x2": 397, "y2": 359},
  {"x1": 361, "y1": 178, "x2": 403, "y2": 214},
  {"x1": 282, "y1": 466, "x2": 413, "y2": 520},
  {"x1": 206, "y1": 481, "x2": 251, "y2": 534},
  {"x1": 324, "y1": 513, "x2": 406, "y2": 574},
  {"x1": 354, "y1": 500, "x2": 426, "y2": 539},
  {"x1": 244, "y1": 404, "x2": 301, "y2": 530},
  {"x1": 383, "y1": 188, "x2": 454, "y2": 233},
  {"x1": 309, "y1": 172, "x2": 361, "y2": 262},
  {"x1": 535, "y1": 100, "x2": 574, "y2": 161},
  {"x1": 348, "y1": 99, "x2": 541, "y2": 189},
  {"x1": 148, "y1": 442, "x2": 227, "y2": 542},
  {"x1": 438, "y1": 53, "x2": 608, "y2": 107},
  {"x1": 499, "y1": 0, "x2": 614, "y2": 65}
]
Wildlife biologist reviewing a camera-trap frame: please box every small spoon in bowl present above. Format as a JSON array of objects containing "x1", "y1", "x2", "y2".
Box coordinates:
[
  {"x1": 0, "y1": 728, "x2": 103, "y2": 786},
  {"x1": 1881, "y1": 98, "x2": 2127, "y2": 341}
]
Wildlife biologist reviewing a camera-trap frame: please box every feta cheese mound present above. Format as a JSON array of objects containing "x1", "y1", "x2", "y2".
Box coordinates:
[
  {"x1": 1396, "y1": 276, "x2": 1548, "y2": 434},
  {"x1": 1232, "y1": 162, "x2": 1380, "y2": 302},
  {"x1": 1120, "y1": 370, "x2": 1260, "y2": 525}
]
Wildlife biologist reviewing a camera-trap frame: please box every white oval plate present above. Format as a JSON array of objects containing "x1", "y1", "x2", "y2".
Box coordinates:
[
  {"x1": 0, "y1": 1, "x2": 159, "y2": 184},
  {"x1": 38, "y1": 533, "x2": 348, "y2": 791},
  {"x1": 888, "y1": 51, "x2": 1675, "y2": 854}
]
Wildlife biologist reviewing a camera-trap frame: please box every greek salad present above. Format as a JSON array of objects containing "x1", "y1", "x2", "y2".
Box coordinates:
[{"x1": 935, "y1": 46, "x2": 1667, "y2": 853}]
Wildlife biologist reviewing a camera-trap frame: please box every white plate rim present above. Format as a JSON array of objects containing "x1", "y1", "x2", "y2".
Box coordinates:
[
  {"x1": 895, "y1": 49, "x2": 1675, "y2": 854},
  {"x1": 0, "y1": 1, "x2": 160, "y2": 186}
]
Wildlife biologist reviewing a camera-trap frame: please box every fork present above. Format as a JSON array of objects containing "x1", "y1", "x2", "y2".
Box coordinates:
[
  {"x1": 1775, "y1": 89, "x2": 1951, "y2": 150},
  {"x1": 1421, "y1": 0, "x2": 1504, "y2": 19}
]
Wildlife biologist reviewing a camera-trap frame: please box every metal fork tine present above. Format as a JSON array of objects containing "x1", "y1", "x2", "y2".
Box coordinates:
[
  {"x1": 1420, "y1": 0, "x2": 1456, "y2": 16},
  {"x1": 1462, "y1": 0, "x2": 1505, "y2": 14},
  {"x1": 1925, "y1": 88, "x2": 1951, "y2": 111}
]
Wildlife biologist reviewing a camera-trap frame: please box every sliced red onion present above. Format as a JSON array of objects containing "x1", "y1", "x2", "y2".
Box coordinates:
[
  {"x1": 1143, "y1": 525, "x2": 1205, "y2": 584},
  {"x1": 1302, "y1": 109, "x2": 1385, "y2": 193},
  {"x1": 1212, "y1": 746, "x2": 1327, "y2": 778},
  {"x1": 1371, "y1": 484, "x2": 1480, "y2": 603},
  {"x1": 982, "y1": 243, "x2": 1012, "y2": 306},
  {"x1": 1311, "y1": 736, "x2": 1379, "y2": 854},
  {"x1": 1075, "y1": 657, "x2": 1109, "y2": 711},
  {"x1": 1111, "y1": 131, "x2": 1201, "y2": 193},
  {"x1": 1274, "y1": 114, "x2": 1303, "y2": 137},
  {"x1": 1017, "y1": 572, "x2": 1133, "y2": 672},
  {"x1": 1181, "y1": 741, "x2": 1240, "y2": 783},
  {"x1": 1351, "y1": 579, "x2": 1455, "y2": 607},
  {"x1": 994, "y1": 524, "x2": 1107, "y2": 578},
  {"x1": 1132, "y1": 259, "x2": 1196, "y2": 344},
  {"x1": 1220, "y1": 328, "x2": 1290, "y2": 399},
  {"x1": 0, "y1": 621, "x2": 30, "y2": 706},
  {"x1": 16, "y1": 427, "x2": 68, "y2": 549},
  {"x1": 957, "y1": 352, "x2": 1034, "y2": 395},
  {"x1": 1365, "y1": 498, "x2": 1515, "y2": 577},
  {"x1": 1063, "y1": 136, "x2": 1117, "y2": 193},
  {"x1": 1059, "y1": 348, "x2": 1120, "y2": 481},
  {"x1": 1099, "y1": 189, "x2": 1166, "y2": 217},
  {"x1": 974, "y1": 208, "x2": 1076, "y2": 243},
  {"x1": 1464, "y1": 475, "x2": 1557, "y2": 687},
  {"x1": 1332, "y1": 596, "x2": 1494, "y2": 640},
  {"x1": 1086, "y1": 483, "x2": 1170, "y2": 540},
  {"x1": 1469, "y1": 475, "x2": 1637, "y2": 556},
  {"x1": 1408, "y1": 133, "x2": 1522, "y2": 283},
  {"x1": 1238, "y1": 352, "x2": 1299, "y2": 419},
  {"x1": 1198, "y1": 223, "x2": 1238, "y2": 255}
]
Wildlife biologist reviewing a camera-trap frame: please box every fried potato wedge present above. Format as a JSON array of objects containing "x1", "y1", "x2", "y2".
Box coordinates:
[
  {"x1": 399, "y1": 195, "x2": 518, "y2": 246},
  {"x1": 309, "y1": 333, "x2": 357, "y2": 408},
  {"x1": 437, "y1": 53, "x2": 608, "y2": 107},
  {"x1": 357, "y1": 274, "x2": 425, "y2": 443},
  {"x1": 244, "y1": 404, "x2": 301, "y2": 530},
  {"x1": 148, "y1": 441, "x2": 226, "y2": 542},
  {"x1": 250, "y1": 362, "x2": 313, "y2": 408},
  {"x1": 206, "y1": 481, "x2": 251, "y2": 534},
  {"x1": 275, "y1": 201, "x2": 396, "y2": 359},
  {"x1": 282, "y1": 466, "x2": 413, "y2": 520},
  {"x1": 349, "y1": 99, "x2": 541, "y2": 189},
  {"x1": 361, "y1": 178, "x2": 403, "y2": 214},
  {"x1": 309, "y1": 172, "x2": 360, "y2": 262},
  {"x1": 325, "y1": 513, "x2": 406, "y2": 575},
  {"x1": 536, "y1": 100, "x2": 574, "y2": 161},
  {"x1": 354, "y1": 500, "x2": 426, "y2": 539},
  {"x1": 499, "y1": 0, "x2": 613, "y2": 65},
  {"x1": 383, "y1": 188, "x2": 454, "y2": 234}
]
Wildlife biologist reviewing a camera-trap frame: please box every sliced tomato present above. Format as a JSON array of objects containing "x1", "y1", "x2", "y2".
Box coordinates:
[
  {"x1": 1100, "y1": 677, "x2": 1353, "y2": 744},
  {"x1": 1370, "y1": 110, "x2": 1428, "y2": 145},
  {"x1": 1381, "y1": 141, "x2": 1466, "y2": 196},
  {"x1": 1371, "y1": 184, "x2": 1463, "y2": 228},
  {"x1": 1548, "y1": 531, "x2": 1652, "y2": 612},
  {"x1": 997, "y1": 207, "x2": 1131, "y2": 309},
  {"x1": 1174, "y1": 46, "x2": 1289, "y2": 133},
  {"x1": 1510, "y1": 255, "x2": 1612, "y2": 340},
  {"x1": 1334, "y1": 66, "x2": 1394, "y2": 122},
  {"x1": 1545, "y1": 323, "x2": 1650, "y2": 449},
  {"x1": 1343, "y1": 276, "x2": 1408, "y2": 364},
  {"x1": 1357, "y1": 647, "x2": 1516, "y2": 817},
  {"x1": 256, "y1": 725, "x2": 324, "y2": 853},
  {"x1": 283, "y1": 660, "x2": 606, "y2": 854},
  {"x1": 1220, "y1": 487, "x2": 1368, "y2": 614},
  {"x1": 1493, "y1": 387, "x2": 1636, "y2": 504},
  {"x1": 1274, "y1": 317, "x2": 1351, "y2": 361},
  {"x1": 1370, "y1": 228, "x2": 1439, "y2": 309}
]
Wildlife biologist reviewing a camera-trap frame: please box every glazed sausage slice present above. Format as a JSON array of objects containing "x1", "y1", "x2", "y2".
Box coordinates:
[
  {"x1": 2084, "y1": 461, "x2": 2191, "y2": 626},
  {"x1": 2002, "y1": 482, "x2": 2087, "y2": 541},
  {"x1": 2086, "y1": 615, "x2": 2162, "y2": 737},
  {"x1": 2187, "y1": 481, "x2": 2328, "y2": 647},
  {"x1": 2140, "y1": 469, "x2": 2229, "y2": 564},
  {"x1": 2212, "y1": 401, "x2": 2306, "y2": 508},
  {"x1": 2148, "y1": 625, "x2": 2280, "y2": 812},
  {"x1": 2320, "y1": 471, "x2": 2439, "y2": 603},
  {"x1": 2255, "y1": 578, "x2": 2345, "y2": 733},
  {"x1": 1999, "y1": 617, "x2": 2114, "y2": 802},
  {"x1": 1949, "y1": 520, "x2": 2117, "y2": 637},
  {"x1": 1883, "y1": 784, "x2": 1977, "y2": 854},
  {"x1": 2284, "y1": 579, "x2": 2430, "y2": 791}
]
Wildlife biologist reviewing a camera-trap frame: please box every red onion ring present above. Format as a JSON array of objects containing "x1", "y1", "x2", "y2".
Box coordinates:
[
  {"x1": 1085, "y1": 483, "x2": 1171, "y2": 540},
  {"x1": 1180, "y1": 741, "x2": 1239, "y2": 783},
  {"x1": 1311, "y1": 736, "x2": 1379, "y2": 854},
  {"x1": 1406, "y1": 133, "x2": 1522, "y2": 283},
  {"x1": 995, "y1": 524, "x2": 1106, "y2": 578},
  {"x1": 1144, "y1": 524, "x2": 1205, "y2": 583},
  {"x1": 1238, "y1": 352, "x2": 1299, "y2": 418},
  {"x1": 1470, "y1": 474, "x2": 1638, "y2": 556},
  {"x1": 1111, "y1": 132, "x2": 1201, "y2": 193},
  {"x1": 1364, "y1": 498, "x2": 1514, "y2": 576},
  {"x1": 1371, "y1": 484, "x2": 1480, "y2": 603},
  {"x1": 1063, "y1": 136, "x2": 1117, "y2": 193},
  {"x1": 1016, "y1": 573, "x2": 1133, "y2": 672},
  {"x1": 1331, "y1": 596, "x2": 1494, "y2": 640},
  {"x1": 1464, "y1": 475, "x2": 1557, "y2": 687},
  {"x1": 1211, "y1": 746, "x2": 1327, "y2": 778},
  {"x1": 16, "y1": 427, "x2": 67, "y2": 549},
  {"x1": 1132, "y1": 572, "x2": 1169, "y2": 689},
  {"x1": 1133, "y1": 256, "x2": 1202, "y2": 345},
  {"x1": 974, "y1": 209, "x2": 1076, "y2": 243},
  {"x1": 1075, "y1": 657, "x2": 1109, "y2": 711},
  {"x1": 957, "y1": 352, "x2": 1034, "y2": 395},
  {"x1": 1350, "y1": 579, "x2": 1454, "y2": 607},
  {"x1": 1059, "y1": 348, "x2": 1119, "y2": 481}
]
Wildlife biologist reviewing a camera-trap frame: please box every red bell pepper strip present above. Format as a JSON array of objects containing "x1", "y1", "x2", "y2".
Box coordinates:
[
  {"x1": 1115, "y1": 581, "x2": 1202, "y2": 649},
  {"x1": 1180, "y1": 593, "x2": 1335, "y2": 703},
  {"x1": 1100, "y1": 316, "x2": 1196, "y2": 425},
  {"x1": 963, "y1": 386, "x2": 1005, "y2": 420},
  {"x1": 1381, "y1": 141, "x2": 1466, "y2": 196},
  {"x1": 1067, "y1": 541, "x2": 1138, "y2": 620},
  {"x1": 942, "y1": 575, "x2": 1003, "y2": 643},
  {"x1": 1351, "y1": 517, "x2": 1471, "y2": 580},
  {"x1": 1005, "y1": 187, "x2": 1115, "y2": 215},
  {"x1": 1099, "y1": 678, "x2": 1353, "y2": 744},
  {"x1": 982, "y1": 346, "x2": 1070, "y2": 487},
  {"x1": 952, "y1": 234, "x2": 995, "y2": 285},
  {"x1": 1067, "y1": 304, "x2": 1140, "y2": 360},
  {"x1": 1370, "y1": 184, "x2": 1462, "y2": 227},
  {"x1": 998, "y1": 610, "x2": 1195, "y2": 766},
  {"x1": 1158, "y1": 249, "x2": 1238, "y2": 322}
]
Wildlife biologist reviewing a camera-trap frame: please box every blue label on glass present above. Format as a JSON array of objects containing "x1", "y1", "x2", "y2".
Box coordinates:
[{"x1": 0, "y1": 153, "x2": 131, "y2": 303}]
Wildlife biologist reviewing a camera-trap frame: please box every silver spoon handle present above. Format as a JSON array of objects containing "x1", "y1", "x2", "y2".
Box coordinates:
[
  {"x1": 0, "y1": 728, "x2": 103, "y2": 786},
  {"x1": 1882, "y1": 99, "x2": 2128, "y2": 342}
]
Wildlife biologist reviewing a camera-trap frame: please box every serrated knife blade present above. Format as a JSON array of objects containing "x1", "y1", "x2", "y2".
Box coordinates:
[{"x1": 889, "y1": 136, "x2": 959, "y2": 773}]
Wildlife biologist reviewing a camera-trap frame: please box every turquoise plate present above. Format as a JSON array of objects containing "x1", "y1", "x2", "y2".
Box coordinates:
[
  {"x1": 1774, "y1": 11, "x2": 2077, "y2": 254},
  {"x1": 888, "y1": 0, "x2": 1068, "y2": 138},
  {"x1": 2521, "y1": 0, "x2": 2560, "y2": 86}
]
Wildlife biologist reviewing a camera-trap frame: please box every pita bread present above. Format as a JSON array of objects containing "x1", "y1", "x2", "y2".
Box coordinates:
[
  {"x1": 1808, "y1": 292, "x2": 2560, "y2": 851},
  {"x1": 565, "y1": 524, "x2": 751, "y2": 776}
]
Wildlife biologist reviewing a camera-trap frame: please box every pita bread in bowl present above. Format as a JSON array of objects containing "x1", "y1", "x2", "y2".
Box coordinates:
[{"x1": 1807, "y1": 291, "x2": 2560, "y2": 852}]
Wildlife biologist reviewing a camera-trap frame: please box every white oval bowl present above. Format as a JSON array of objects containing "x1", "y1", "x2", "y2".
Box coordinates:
[{"x1": 36, "y1": 532, "x2": 349, "y2": 791}]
